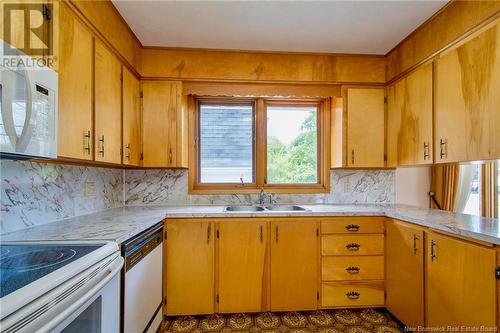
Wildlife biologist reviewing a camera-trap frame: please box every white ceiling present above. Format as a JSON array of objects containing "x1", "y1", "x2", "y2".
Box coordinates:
[{"x1": 112, "y1": 1, "x2": 447, "y2": 55}]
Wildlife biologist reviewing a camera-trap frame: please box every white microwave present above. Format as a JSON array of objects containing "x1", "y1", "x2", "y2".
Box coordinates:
[{"x1": 0, "y1": 42, "x2": 58, "y2": 159}]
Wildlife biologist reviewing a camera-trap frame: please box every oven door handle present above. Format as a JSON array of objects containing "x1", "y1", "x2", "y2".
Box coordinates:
[{"x1": 38, "y1": 256, "x2": 124, "y2": 333}]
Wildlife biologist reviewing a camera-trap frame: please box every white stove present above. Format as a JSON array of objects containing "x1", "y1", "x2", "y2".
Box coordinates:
[{"x1": 0, "y1": 241, "x2": 123, "y2": 333}]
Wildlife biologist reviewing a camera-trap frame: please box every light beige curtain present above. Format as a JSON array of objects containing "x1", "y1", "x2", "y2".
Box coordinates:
[
  {"x1": 482, "y1": 161, "x2": 498, "y2": 218},
  {"x1": 430, "y1": 164, "x2": 459, "y2": 211}
]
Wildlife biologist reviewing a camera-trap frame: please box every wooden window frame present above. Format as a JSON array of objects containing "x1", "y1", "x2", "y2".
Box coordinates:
[{"x1": 188, "y1": 95, "x2": 330, "y2": 194}]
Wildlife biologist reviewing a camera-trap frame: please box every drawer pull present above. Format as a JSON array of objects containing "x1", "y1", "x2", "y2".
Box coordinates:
[
  {"x1": 346, "y1": 291, "x2": 360, "y2": 300},
  {"x1": 346, "y1": 266, "x2": 360, "y2": 274},
  {"x1": 345, "y1": 224, "x2": 360, "y2": 232},
  {"x1": 346, "y1": 243, "x2": 361, "y2": 251}
]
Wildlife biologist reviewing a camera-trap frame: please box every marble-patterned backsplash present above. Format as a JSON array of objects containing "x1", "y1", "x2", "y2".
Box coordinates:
[
  {"x1": 1, "y1": 161, "x2": 394, "y2": 234},
  {"x1": 1, "y1": 161, "x2": 123, "y2": 234},
  {"x1": 124, "y1": 169, "x2": 395, "y2": 206}
]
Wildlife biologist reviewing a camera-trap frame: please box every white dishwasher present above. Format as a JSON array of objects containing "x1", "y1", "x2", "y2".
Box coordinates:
[{"x1": 121, "y1": 222, "x2": 163, "y2": 333}]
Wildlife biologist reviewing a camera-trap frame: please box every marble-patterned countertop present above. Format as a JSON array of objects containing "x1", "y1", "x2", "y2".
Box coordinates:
[{"x1": 1, "y1": 204, "x2": 499, "y2": 245}]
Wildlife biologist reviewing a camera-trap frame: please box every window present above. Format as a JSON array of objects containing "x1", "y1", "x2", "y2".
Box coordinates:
[
  {"x1": 199, "y1": 102, "x2": 254, "y2": 184},
  {"x1": 461, "y1": 164, "x2": 482, "y2": 216},
  {"x1": 189, "y1": 97, "x2": 329, "y2": 193},
  {"x1": 266, "y1": 103, "x2": 318, "y2": 184}
]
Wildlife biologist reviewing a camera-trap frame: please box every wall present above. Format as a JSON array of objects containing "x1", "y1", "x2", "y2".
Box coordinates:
[
  {"x1": 395, "y1": 166, "x2": 431, "y2": 208},
  {"x1": 125, "y1": 169, "x2": 395, "y2": 206},
  {"x1": 0, "y1": 161, "x2": 123, "y2": 234}
]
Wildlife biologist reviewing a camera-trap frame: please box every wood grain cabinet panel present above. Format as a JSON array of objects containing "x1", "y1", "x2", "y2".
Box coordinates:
[
  {"x1": 122, "y1": 67, "x2": 141, "y2": 166},
  {"x1": 322, "y1": 234, "x2": 384, "y2": 256},
  {"x1": 386, "y1": 220, "x2": 424, "y2": 328},
  {"x1": 387, "y1": 63, "x2": 433, "y2": 167},
  {"x1": 435, "y1": 21, "x2": 500, "y2": 163},
  {"x1": 141, "y1": 81, "x2": 185, "y2": 167},
  {"x1": 218, "y1": 219, "x2": 269, "y2": 313},
  {"x1": 165, "y1": 220, "x2": 215, "y2": 315},
  {"x1": 322, "y1": 281, "x2": 384, "y2": 308},
  {"x1": 426, "y1": 231, "x2": 496, "y2": 327},
  {"x1": 346, "y1": 88, "x2": 385, "y2": 168},
  {"x1": 57, "y1": 4, "x2": 93, "y2": 160},
  {"x1": 321, "y1": 218, "x2": 384, "y2": 234},
  {"x1": 94, "y1": 40, "x2": 122, "y2": 164},
  {"x1": 322, "y1": 256, "x2": 384, "y2": 281},
  {"x1": 270, "y1": 220, "x2": 318, "y2": 311}
]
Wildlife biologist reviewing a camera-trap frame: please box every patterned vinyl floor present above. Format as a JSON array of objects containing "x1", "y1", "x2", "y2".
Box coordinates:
[{"x1": 160, "y1": 308, "x2": 403, "y2": 333}]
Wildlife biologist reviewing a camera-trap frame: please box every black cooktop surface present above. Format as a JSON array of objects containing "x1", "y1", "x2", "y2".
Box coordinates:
[{"x1": 0, "y1": 244, "x2": 101, "y2": 298}]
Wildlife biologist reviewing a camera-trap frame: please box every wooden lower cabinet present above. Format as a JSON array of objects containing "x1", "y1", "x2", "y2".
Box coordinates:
[
  {"x1": 426, "y1": 232, "x2": 497, "y2": 328},
  {"x1": 386, "y1": 220, "x2": 425, "y2": 328},
  {"x1": 322, "y1": 234, "x2": 384, "y2": 256},
  {"x1": 322, "y1": 281, "x2": 384, "y2": 308},
  {"x1": 217, "y1": 219, "x2": 269, "y2": 313},
  {"x1": 165, "y1": 220, "x2": 215, "y2": 315},
  {"x1": 322, "y1": 256, "x2": 384, "y2": 281},
  {"x1": 270, "y1": 220, "x2": 319, "y2": 311}
]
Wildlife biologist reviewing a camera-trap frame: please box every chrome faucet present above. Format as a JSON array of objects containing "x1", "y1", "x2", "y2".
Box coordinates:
[{"x1": 259, "y1": 188, "x2": 267, "y2": 206}]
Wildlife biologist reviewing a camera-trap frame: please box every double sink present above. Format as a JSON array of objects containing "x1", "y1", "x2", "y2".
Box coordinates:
[{"x1": 224, "y1": 205, "x2": 309, "y2": 212}]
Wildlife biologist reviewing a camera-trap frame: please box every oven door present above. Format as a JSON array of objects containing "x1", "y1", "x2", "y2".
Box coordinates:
[{"x1": 51, "y1": 273, "x2": 120, "y2": 333}]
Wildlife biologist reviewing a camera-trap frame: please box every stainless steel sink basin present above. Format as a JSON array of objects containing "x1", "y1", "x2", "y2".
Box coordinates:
[
  {"x1": 224, "y1": 205, "x2": 265, "y2": 212},
  {"x1": 265, "y1": 205, "x2": 307, "y2": 211}
]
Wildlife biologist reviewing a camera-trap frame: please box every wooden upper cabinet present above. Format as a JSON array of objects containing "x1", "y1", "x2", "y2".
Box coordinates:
[
  {"x1": 57, "y1": 4, "x2": 93, "y2": 160},
  {"x1": 218, "y1": 219, "x2": 269, "y2": 313},
  {"x1": 435, "y1": 21, "x2": 500, "y2": 163},
  {"x1": 386, "y1": 220, "x2": 424, "y2": 328},
  {"x1": 141, "y1": 81, "x2": 186, "y2": 167},
  {"x1": 426, "y1": 232, "x2": 496, "y2": 327},
  {"x1": 165, "y1": 220, "x2": 215, "y2": 315},
  {"x1": 94, "y1": 41, "x2": 122, "y2": 164},
  {"x1": 387, "y1": 63, "x2": 433, "y2": 167},
  {"x1": 122, "y1": 67, "x2": 141, "y2": 166},
  {"x1": 270, "y1": 219, "x2": 318, "y2": 311},
  {"x1": 346, "y1": 88, "x2": 385, "y2": 168}
]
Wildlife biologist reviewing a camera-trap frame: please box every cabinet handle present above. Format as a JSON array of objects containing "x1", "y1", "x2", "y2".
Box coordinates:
[
  {"x1": 345, "y1": 224, "x2": 360, "y2": 232},
  {"x1": 98, "y1": 135, "x2": 105, "y2": 157},
  {"x1": 346, "y1": 266, "x2": 360, "y2": 274},
  {"x1": 125, "y1": 144, "x2": 131, "y2": 160},
  {"x1": 207, "y1": 224, "x2": 211, "y2": 244},
  {"x1": 83, "y1": 130, "x2": 91, "y2": 154},
  {"x1": 430, "y1": 240, "x2": 437, "y2": 261},
  {"x1": 260, "y1": 225, "x2": 263, "y2": 243},
  {"x1": 275, "y1": 225, "x2": 279, "y2": 243},
  {"x1": 346, "y1": 243, "x2": 361, "y2": 251},
  {"x1": 439, "y1": 139, "x2": 447, "y2": 159},
  {"x1": 169, "y1": 148, "x2": 173, "y2": 165},
  {"x1": 346, "y1": 291, "x2": 360, "y2": 300},
  {"x1": 413, "y1": 234, "x2": 418, "y2": 255},
  {"x1": 423, "y1": 142, "x2": 429, "y2": 160},
  {"x1": 351, "y1": 149, "x2": 355, "y2": 165}
]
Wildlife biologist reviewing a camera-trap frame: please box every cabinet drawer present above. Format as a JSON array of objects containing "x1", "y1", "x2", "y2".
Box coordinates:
[
  {"x1": 322, "y1": 235, "x2": 384, "y2": 256},
  {"x1": 322, "y1": 256, "x2": 384, "y2": 281},
  {"x1": 321, "y1": 281, "x2": 384, "y2": 307},
  {"x1": 321, "y1": 218, "x2": 384, "y2": 234}
]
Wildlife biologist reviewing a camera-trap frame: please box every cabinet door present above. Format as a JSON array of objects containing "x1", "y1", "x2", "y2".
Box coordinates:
[
  {"x1": 270, "y1": 220, "x2": 318, "y2": 311},
  {"x1": 386, "y1": 220, "x2": 424, "y2": 328},
  {"x1": 58, "y1": 4, "x2": 93, "y2": 160},
  {"x1": 94, "y1": 41, "x2": 122, "y2": 164},
  {"x1": 386, "y1": 64, "x2": 433, "y2": 167},
  {"x1": 142, "y1": 81, "x2": 182, "y2": 167},
  {"x1": 435, "y1": 23, "x2": 500, "y2": 163},
  {"x1": 122, "y1": 67, "x2": 141, "y2": 166},
  {"x1": 426, "y1": 232, "x2": 496, "y2": 327},
  {"x1": 165, "y1": 220, "x2": 215, "y2": 315},
  {"x1": 218, "y1": 220, "x2": 268, "y2": 313},
  {"x1": 346, "y1": 88, "x2": 385, "y2": 167}
]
